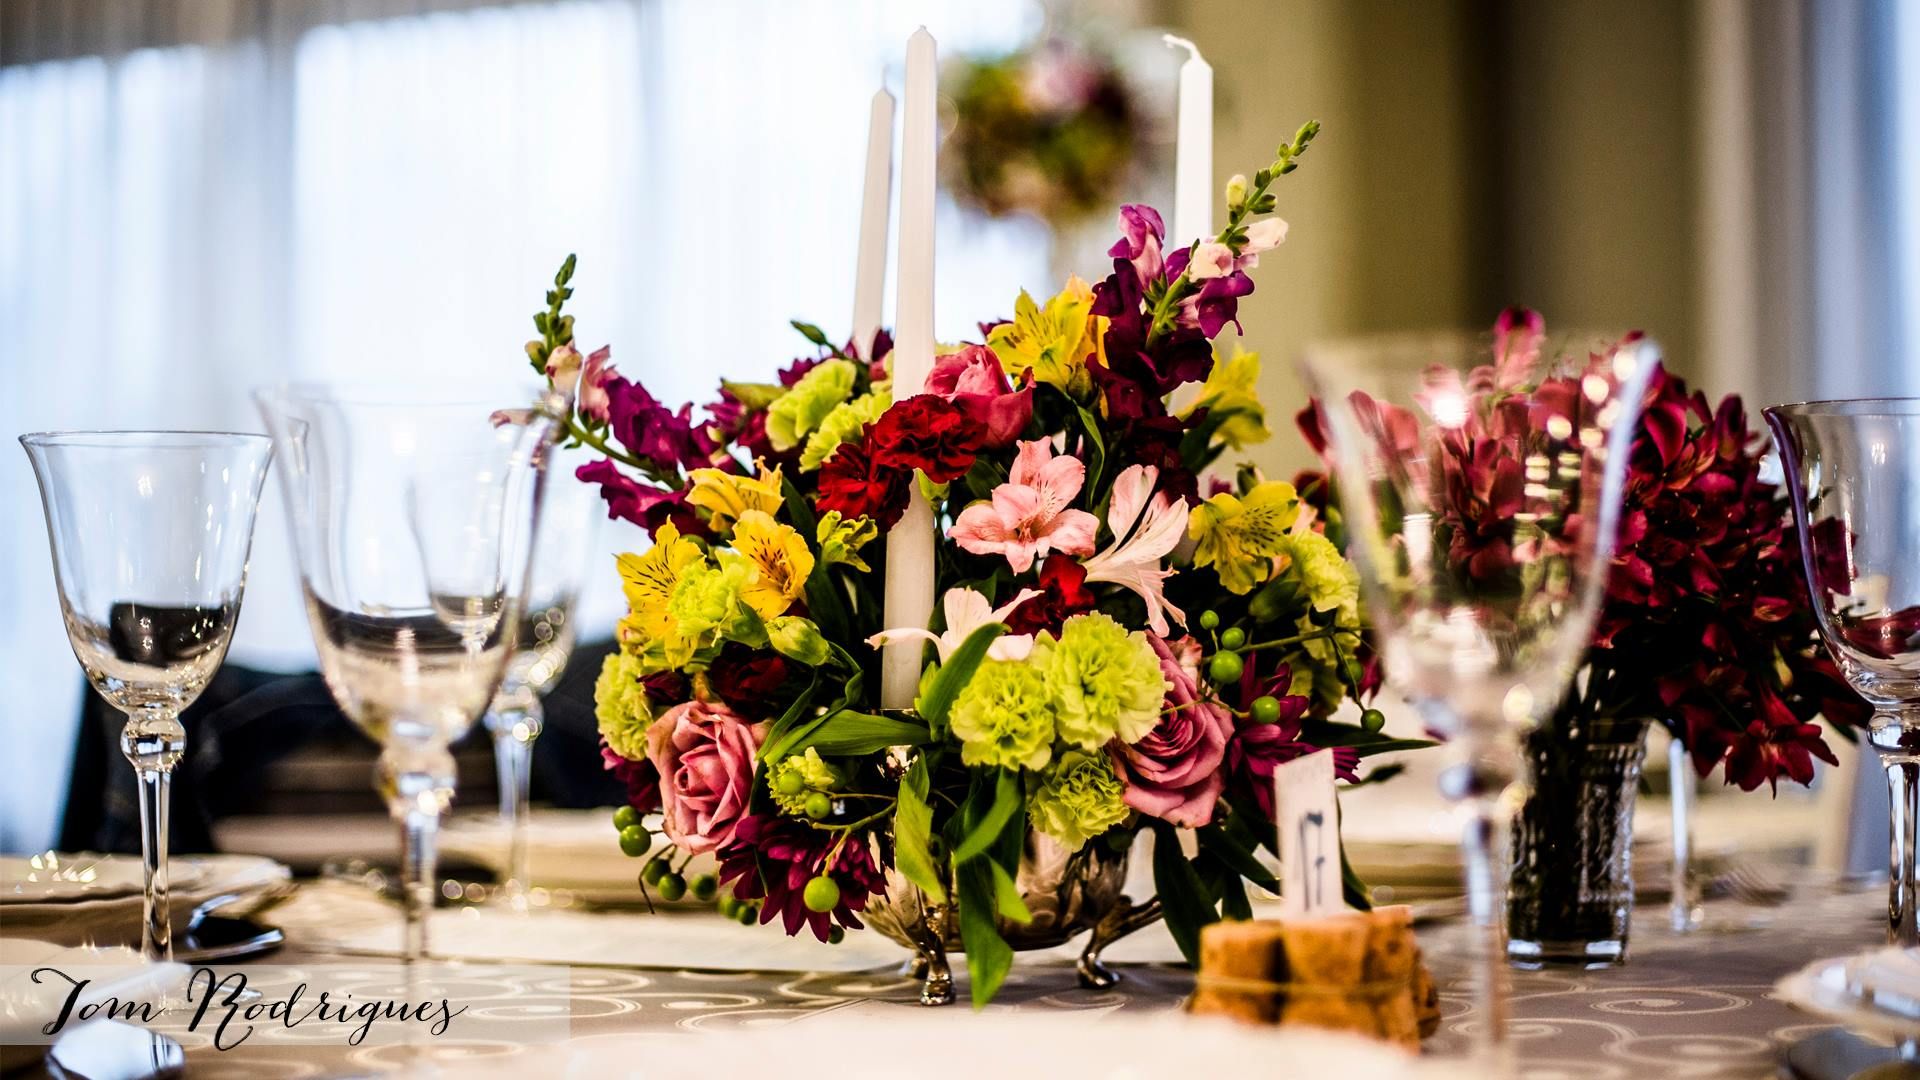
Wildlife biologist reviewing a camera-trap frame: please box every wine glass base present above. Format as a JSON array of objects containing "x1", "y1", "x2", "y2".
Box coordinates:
[{"x1": 1506, "y1": 936, "x2": 1626, "y2": 970}]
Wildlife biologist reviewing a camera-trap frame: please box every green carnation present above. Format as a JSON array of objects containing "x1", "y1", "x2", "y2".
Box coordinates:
[
  {"x1": 1027, "y1": 750, "x2": 1129, "y2": 851},
  {"x1": 766, "y1": 358, "x2": 857, "y2": 451},
  {"x1": 594, "y1": 651, "x2": 655, "y2": 760},
  {"x1": 666, "y1": 558, "x2": 756, "y2": 642},
  {"x1": 800, "y1": 387, "x2": 890, "y2": 470},
  {"x1": 949, "y1": 660, "x2": 1055, "y2": 771},
  {"x1": 1279, "y1": 529, "x2": 1360, "y2": 622},
  {"x1": 769, "y1": 748, "x2": 844, "y2": 817},
  {"x1": 1033, "y1": 612, "x2": 1167, "y2": 750}
]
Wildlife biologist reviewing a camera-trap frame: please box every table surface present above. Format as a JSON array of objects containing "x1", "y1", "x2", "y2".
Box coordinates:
[{"x1": 19, "y1": 881, "x2": 1895, "y2": 1079}]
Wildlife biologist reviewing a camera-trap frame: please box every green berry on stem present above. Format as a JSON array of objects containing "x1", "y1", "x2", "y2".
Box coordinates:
[
  {"x1": 775, "y1": 770, "x2": 806, "y2": 797},
  {"x1": 737, "y1": 904, "x2": 759, "y2": 926},
  {"x1": 717, "y1": 895, "x2": 741, "y2": 919},
  {"x1": 612, "y1": 805, "x2": 640, "y2": 832},
  {"x1": 1199, "y1": 610, "x2": 1220, "y2": 631},
  {"x1": 1250, "y1": 695, "x2": 1282, "y2": 724},
  {"x1": 804, "y1": 792, "x2": 833, "y2": 820},
  {"x1": 1362, "y1": 708, "x2": 1387, "y2": 733},
  {"x1": 619, "y1": 825, "x2": 650, "y2": 858},
  {"x1": 1208, "y1": 651, "x2": 1245, "y2": 685},
  {"x1": 828, "y1": 925, "x2": 845, "y2": 945},
  {"x1": 802, "y1": 875, "x2": 841, "y2": 913},
  {"x1": 656, "y1": 872, "x2": 688, "y2": 902},
  {"x1": 640, "y1": 855, "x2": 669, "y2": 885},
  {"x1": 1220, "y1": 626, "x2": 1246, "y2": 650},
  {"x1": 690, "y1": 873, "x2": 719, "y2": 902}
]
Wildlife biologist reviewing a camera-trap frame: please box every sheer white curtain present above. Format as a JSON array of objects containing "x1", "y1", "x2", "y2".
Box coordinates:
[{"x1": 0, "y1": 0, "x2": 1051, "y2": 851}]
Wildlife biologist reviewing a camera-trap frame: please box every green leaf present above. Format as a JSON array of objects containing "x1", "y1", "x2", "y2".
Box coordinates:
[
  {"x1": 894, "y1": 756, "x2": 945, "y2": 903},
  {"x1": 1198, "y1": 823, "x2": 1280, "y2": 895},
  {"x1": 754, "y1": 677, "x2": 821, "y2": 764},
  {"x1": 787, "y1": 710, "x2": 933, "y2": 757},
  {"x1": 1218, "y1": 875, "x2": 1253, "y2": 921},
  {"x1": 1150, "y1": 821, "x2": 1218, "y2": 966},
  {"x1": 1299, "y1": 720, "x2": 1436, "y2": 758},
  {"x1": 952, "y1": 768, "x2": 1020, "y2": 864},
  {"x1": 914, "y1": 623, "x2": 1006, "y2": 734},
  {"x1": 791, "y1": 320, "x2": 832, "y2": 347},
  {"x1": 987, "y1": 859, "x2": 1032, "y2": 924},
  {"x1": 957, "y1": 858, "x2": 1013, "y2": 1008}
]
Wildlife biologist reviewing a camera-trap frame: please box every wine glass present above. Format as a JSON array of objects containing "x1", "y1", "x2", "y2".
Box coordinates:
[
  {"x1": 20, "y1": 431, "x2": 273, "y2": 960},
  {"x1": 254, "y1": 385, "x2": 560, "y2": 962},
  {"x1": 1300, "y1": 329, "x2": 1654, "y2": 1066},
  {"x1": 1766, "y1": 399, "x2": 1920, "y2": 948},
  {"x1": 481, "y1": 461, "x2": 599, "y2": 910}
]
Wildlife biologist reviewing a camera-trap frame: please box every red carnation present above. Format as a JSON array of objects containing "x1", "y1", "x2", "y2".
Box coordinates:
[
  {"x1": 1005, "y1": 554, "x2": 1098, "y2": 635},
  {"x1": 867, "y1": 394, "x2": 986, "y2": 484},
  {"x1": 816, "y1": 438, "x2": 911, "y2": 529}
]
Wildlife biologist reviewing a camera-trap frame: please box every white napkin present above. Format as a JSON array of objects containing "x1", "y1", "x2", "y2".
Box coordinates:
[
  {"x1": 279, "y1": 880, "x2": 911, "y2": 973},
  {"x1": 460, "y1": 1011, "x2": 1475, "y2": 1080},
  {"x1": 0, "y1": 854, "x2": 288, "y2": 949}
]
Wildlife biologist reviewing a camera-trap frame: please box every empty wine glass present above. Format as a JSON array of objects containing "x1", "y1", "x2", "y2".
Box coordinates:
[
  {"x1": 254, "y1": 386, "x2": 560, "y2": 962},
  {"x1": 20, "y1": 431, "x2": 273, "y2": 960},
  {"x1": 482, "y1": 460, "x2": 599, "y2": 910},
  {"x1": 1767, "y1": 399, "x2": 1920, "y2": 948},
  {"x1": 1300, "y1": 327, "x2": 1654, "y2": 1067}
]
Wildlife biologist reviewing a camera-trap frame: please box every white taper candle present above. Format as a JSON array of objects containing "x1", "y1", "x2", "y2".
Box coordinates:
[
  {"x1": 881, "y1": 27, "x2": 939, "y2": 712},
  {"x1": 1165, "y1": 35, "x2": 1213, "y2": 250},
  {"x1": 851, "y1": 87, "x2": 895, "y2": 359}
]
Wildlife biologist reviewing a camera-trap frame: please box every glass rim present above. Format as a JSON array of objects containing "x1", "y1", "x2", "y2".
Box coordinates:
[
  {"x1": 1765, "y1": 396, "x2": 1920, "y2": 418},
  {"x1": 19, "y1": 430, "x2": 271, "y2": 449},
  {"x1": 1301, "y1": 327, "x2": 1660, "y2": 369}
]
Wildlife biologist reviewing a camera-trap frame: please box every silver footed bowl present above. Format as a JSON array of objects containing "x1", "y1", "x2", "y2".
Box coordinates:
[{"x1": 864, "y1": 829, "x2": 1128, "y2": 952}]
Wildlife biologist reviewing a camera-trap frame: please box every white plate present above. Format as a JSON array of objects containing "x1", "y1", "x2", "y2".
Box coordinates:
[
  {"x1": 0, "y1": 853, "x2": 207, "y2": 904},
  {"x1": 1777, "y1": 948, "x2": 1920, "y2": 1041}
]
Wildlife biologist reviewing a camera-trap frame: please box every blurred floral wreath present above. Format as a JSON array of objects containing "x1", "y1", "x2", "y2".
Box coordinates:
[{"x1": 942, "y1": 37, "x2": 1153, "y2": 227}]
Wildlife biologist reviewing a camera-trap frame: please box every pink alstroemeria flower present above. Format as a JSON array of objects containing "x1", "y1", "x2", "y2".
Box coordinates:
[
  {"x1": 1081, "y1": 463, "x2": 1189, "y2": 635},
  {"x1": 868, "y1": 586, "x2": 1042, "y2": 663},
  {"x1": 949, "y1": 440, "x2": 1099, "y2": 573}
]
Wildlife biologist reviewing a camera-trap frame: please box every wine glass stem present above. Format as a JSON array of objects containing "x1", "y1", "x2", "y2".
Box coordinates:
[
  {"x1": 1873, "y1": 711, "x2": 1920, "y2": 948},
  {"x1": 121, "y1": 708, "x2": 184, "y2": 962},
  {"x1": 1668, "y1": 738, "x2": 1701, "y2": 932},
  {"x1": 487, "y1": 696, "x2": 542, "y2": 911},
  {"x1": 383, "y1": 746, "x2": 453, "y2": 964},
  {"x1": 1459, "y1": 793, "x2": 1514, "y2": 1072}
]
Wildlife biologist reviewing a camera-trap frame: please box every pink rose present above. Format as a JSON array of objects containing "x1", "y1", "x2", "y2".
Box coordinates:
[
  {"x1": 925, "y1": 344, "x2": 1032, "y2": 448},
  {"x1": 1110, "y1": 634, "x2": 1232, "y2": 827},
  {"x1": 646, "y1": 699, "x2": 765, "y2": 855}
]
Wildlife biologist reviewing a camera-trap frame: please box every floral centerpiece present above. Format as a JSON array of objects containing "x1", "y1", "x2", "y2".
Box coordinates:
[
  {"x1": 513, "y1": 123, "x2": 1422, "y2": 1005},
  {"x1": 943, "y1": 37, "x2": 1151, "y2": 226}
]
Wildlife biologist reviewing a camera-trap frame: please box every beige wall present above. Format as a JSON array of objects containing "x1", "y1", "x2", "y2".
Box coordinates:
[{"x1": 1158, "y1": 0, "x2": 1701, "y2": 477}]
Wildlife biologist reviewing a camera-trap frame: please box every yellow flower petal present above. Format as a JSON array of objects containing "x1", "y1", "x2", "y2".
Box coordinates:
[
  {"x1": 1181, "y1": 347, "x2": 1270, "y2": 449},
  {"x1": 616, "y1": 522, "x2": 703, "y2": 641},
  {"x1": 1187, "y1": 481, "x2": 1300, "y2": 594},
  {"x1": 730, "y1": 509, "x2": 814, "y2": 619},
  {"x1": 687, "y1": 462, "x2": 785, "y2": 534}
]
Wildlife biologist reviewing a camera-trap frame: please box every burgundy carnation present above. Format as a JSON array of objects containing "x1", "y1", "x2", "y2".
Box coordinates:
[
  {"x1": 816, "y1": 438, "x2": 912, "y2": 530},
  {"x1": 1005, "y1": 554, "x2": 1098, "y2": 635},
  {"x1": 708, "y1": 645, "x2": 792, "y2": 717},
  {"x1": 716, "y1": 815, "x2": 887, "y2": 942}
]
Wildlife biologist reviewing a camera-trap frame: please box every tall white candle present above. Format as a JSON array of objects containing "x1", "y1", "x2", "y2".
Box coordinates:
[
  {"x1": 1165, "y1": 35, "x2": 1213, "y2": 249},
  {"x1": 881, "y1": 27, "x2": 939, "y2": 712},
  {"x1": 851, "y1": 88, "x2": 895, "y2": 359}
]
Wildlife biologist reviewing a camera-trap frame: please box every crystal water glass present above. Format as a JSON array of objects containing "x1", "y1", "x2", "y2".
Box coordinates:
[
  {"x1": 1767, "y1": 399, "x2": 1920, "y2": 948},
  {"x1": 481, "y1": 460, "x2": 599, "y2": 910},
  {"x1": 1300, "y1": 331, "x2": 1654, "y2": 1066},
  {"x1": 255, "y1": 387, "x2": 559, "y2": 962},
  {"x1": 20, "y1": 431, "x2": 273, "y2": 960}
]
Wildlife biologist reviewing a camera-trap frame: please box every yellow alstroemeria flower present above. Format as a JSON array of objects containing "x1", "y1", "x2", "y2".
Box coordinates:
[
  {"x1": 615, "y1": 521, "x2": 703, "y2": 643},
  {"x1": 686, "y1": 462, "x2": 784, "y2": 534},
  {"x1": 988, "y1": 276, "x2": 1099, "y2": 399},
  {"x1": 1181, "y1": 347, "x2": 1270, "y2": 449},
  {"x1": 1187, "y1": 480, "x2": 1301, "y2": 594},
  {"x1": 730, "y1": 509, "x2": 815, "y2": 619}
]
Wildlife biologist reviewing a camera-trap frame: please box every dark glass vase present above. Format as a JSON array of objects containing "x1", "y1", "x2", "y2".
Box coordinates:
[{"x1": 1507, "y1": 715, "x2": 1650, "y2": 968}]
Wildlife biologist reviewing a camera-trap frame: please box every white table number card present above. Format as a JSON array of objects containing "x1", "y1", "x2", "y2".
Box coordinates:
[{"x1": 1275, "y1": 749, "x2": 1342, "y2": 917}]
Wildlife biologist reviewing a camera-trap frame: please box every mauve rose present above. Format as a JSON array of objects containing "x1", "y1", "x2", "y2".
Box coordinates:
[
  {"x1": 1110, "y1": 634, "x2": 1232, "y2": 827},
  {"x1": 646, "y1": 699, "x2": 766, "y2": 855},
  {"x1": 925, "y1": 344, "x2": 1032, "y2": 448}
]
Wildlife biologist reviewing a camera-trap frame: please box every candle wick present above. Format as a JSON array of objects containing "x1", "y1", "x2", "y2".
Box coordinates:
[{"x1": 1162, "y1": 34, "x2": 1201, "y2": 61}]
